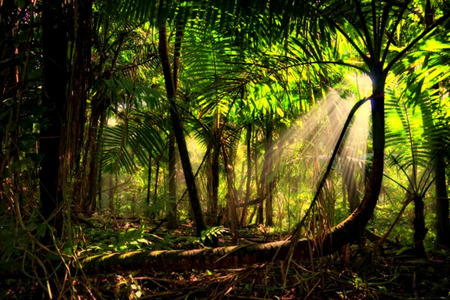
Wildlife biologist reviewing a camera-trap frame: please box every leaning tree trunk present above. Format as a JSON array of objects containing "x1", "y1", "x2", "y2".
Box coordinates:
[{"x1": 158, "y1": 22, "x2": 207, "y2": 236}]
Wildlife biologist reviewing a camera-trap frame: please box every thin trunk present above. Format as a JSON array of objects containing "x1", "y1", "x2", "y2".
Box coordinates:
[
  {"x1": 167, "y1": 137, "x2": 178, "y2": 229},
  {"x1": 222, "y1": 144, "x2": 239, "y2": 244},
  {"x1": 435, "y1": 153, "x2": 449, "y2": 247},
  {"x1": 206, "y1": 154, "x2": 213, "y2": 224},
  {"x1": 97, "y1": 157, "x2": 102, "y2": 210},
  {"x1": 254, "y1": 131, "x2": 263, "y2": 225},
  {"x1": 413, "y1": 193, "x2": 427, "y2": 257},
  {"x1": 377, "y1": 195, "x2": 413, "y2": 248},
  {"x1": 264, "y1": 120, "x2": 274, "y2": 226},
  {"x1": 154, "y1": 159, "x2": 160, "y2": 203},
  {"x1": 146, "y1": 156, "x2": 152, "y2": 206},
  {"x1": 240, "y1": 123, "x2": 252, "y2": 226},
  {"x1": 66, "y1": 0, "x2": 92, "y2": 210},
  {"x1": 86, "y1": 110, "x2": 106, "y2": 212},
  {"x1": 210, "y1": 137, "x2": 220, "y2": 225},
  {"x1": 69, "y1": 0, "x2": 91, "y2": 170},
  {"x1": 108, "y1": 174, "x2": 115, "y2": 214}
]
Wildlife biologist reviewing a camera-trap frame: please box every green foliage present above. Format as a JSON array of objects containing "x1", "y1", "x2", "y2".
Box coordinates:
[
  {"x1": 83, "y1": 225, "x2": 174, "y2": 254},
  {"x1": 201, "y1": 225, "x2": 229, "y2": 246},
  {"x1": 101, "y1": 112, "x2": 166, "y2": 174},
  {"x1": 186, "y1": 226, "x2": 229, "y2": 247}
]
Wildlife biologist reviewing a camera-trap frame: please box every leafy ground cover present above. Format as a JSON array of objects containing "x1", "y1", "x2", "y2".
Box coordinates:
[{"x1": 2, "y1": 218, "x2": 448, "y2": 299}]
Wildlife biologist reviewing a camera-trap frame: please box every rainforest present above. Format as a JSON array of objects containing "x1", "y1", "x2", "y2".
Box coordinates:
[{"x1": 0, "y1": 0, "x2": 449, "y2": 298}]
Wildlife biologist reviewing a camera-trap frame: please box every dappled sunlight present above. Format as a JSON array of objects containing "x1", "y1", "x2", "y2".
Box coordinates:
[
  {"x1": 273, "y1": 89, "x2": 369, "y2": 184},
  {"x1": 267, "y1": 89, "x2": 370, "y2": 228},
  {"x1": 2, "y1": 0, "x2": 448, "y2": 298}
]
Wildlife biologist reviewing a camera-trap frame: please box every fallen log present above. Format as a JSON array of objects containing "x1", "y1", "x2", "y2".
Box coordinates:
[{"x1": 81, "y1": 189, "x2": 377, "y2": 274}]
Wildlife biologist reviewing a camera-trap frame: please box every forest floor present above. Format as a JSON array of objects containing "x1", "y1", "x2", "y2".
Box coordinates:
[{"x1": 2, "y1": 217, "x2": 450, "y2": 299}]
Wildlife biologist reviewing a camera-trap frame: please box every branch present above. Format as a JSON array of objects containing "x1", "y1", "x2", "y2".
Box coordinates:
[{"x1": 384, "y1": 14, "x2": 449, "y2": 75}]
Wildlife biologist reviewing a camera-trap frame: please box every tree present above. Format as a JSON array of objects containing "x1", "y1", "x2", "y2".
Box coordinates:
[
  {"x1": 158, "y1": 16, "x2": 207, "y2": 236},
  {"x1": 40, "y1": 0, "x2": 68, "y2": 237}
]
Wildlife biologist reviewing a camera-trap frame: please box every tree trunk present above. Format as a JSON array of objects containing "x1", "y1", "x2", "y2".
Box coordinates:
[
  {"x1": 167, "y1": 137, "x2": 178, "y2": 229},
  {"x1": 262, "y1": 119, "x2": 274, "y2": 226},
  {"x1": 158, "y1": 22, "x2": 206, "y2": 236},
  {"x1": 85, "y1": 110, "x2": 106, "y2": 212},
  {"x1": 146, "y1": 156, "x2": 152, "y2": 206},
  {"x1": 40, "y1": 0, "x2": 68, "y2": 237},
  {"x1": 207, "y1": 136, "x2": 220, "y2": 225},
  {"x1": 240, "y1": 123, "x2": 252, "y2": 226},
  {"x1": 108, "y1": 174, "x2": 115, "y2": 214},
  {"x1": 65, "y1": 0, "x2": 93, "y2": 213},
  {"x1": 153, "y1": 159, "x2": 160, "y2": 216},
  {"x1": 254, "y1": 131, "x2": 264, "y2": 225},
  {"x1": 435, "y1": 153, "x2": 449, "y2": 247},
  {"x1": 413, "y1": 193, "x2": 427, "y2": 257},
  {"x1": 66, "y1": 0, "x2": 92, "y2": 171},
  {"x1": 222, "y1": 144, "x2": 239, "y2": 244}
]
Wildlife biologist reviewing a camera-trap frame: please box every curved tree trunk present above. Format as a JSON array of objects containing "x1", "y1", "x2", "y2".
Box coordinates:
[{"x1": 82, "y1": 78, "x2": 386, "y2": 273}]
